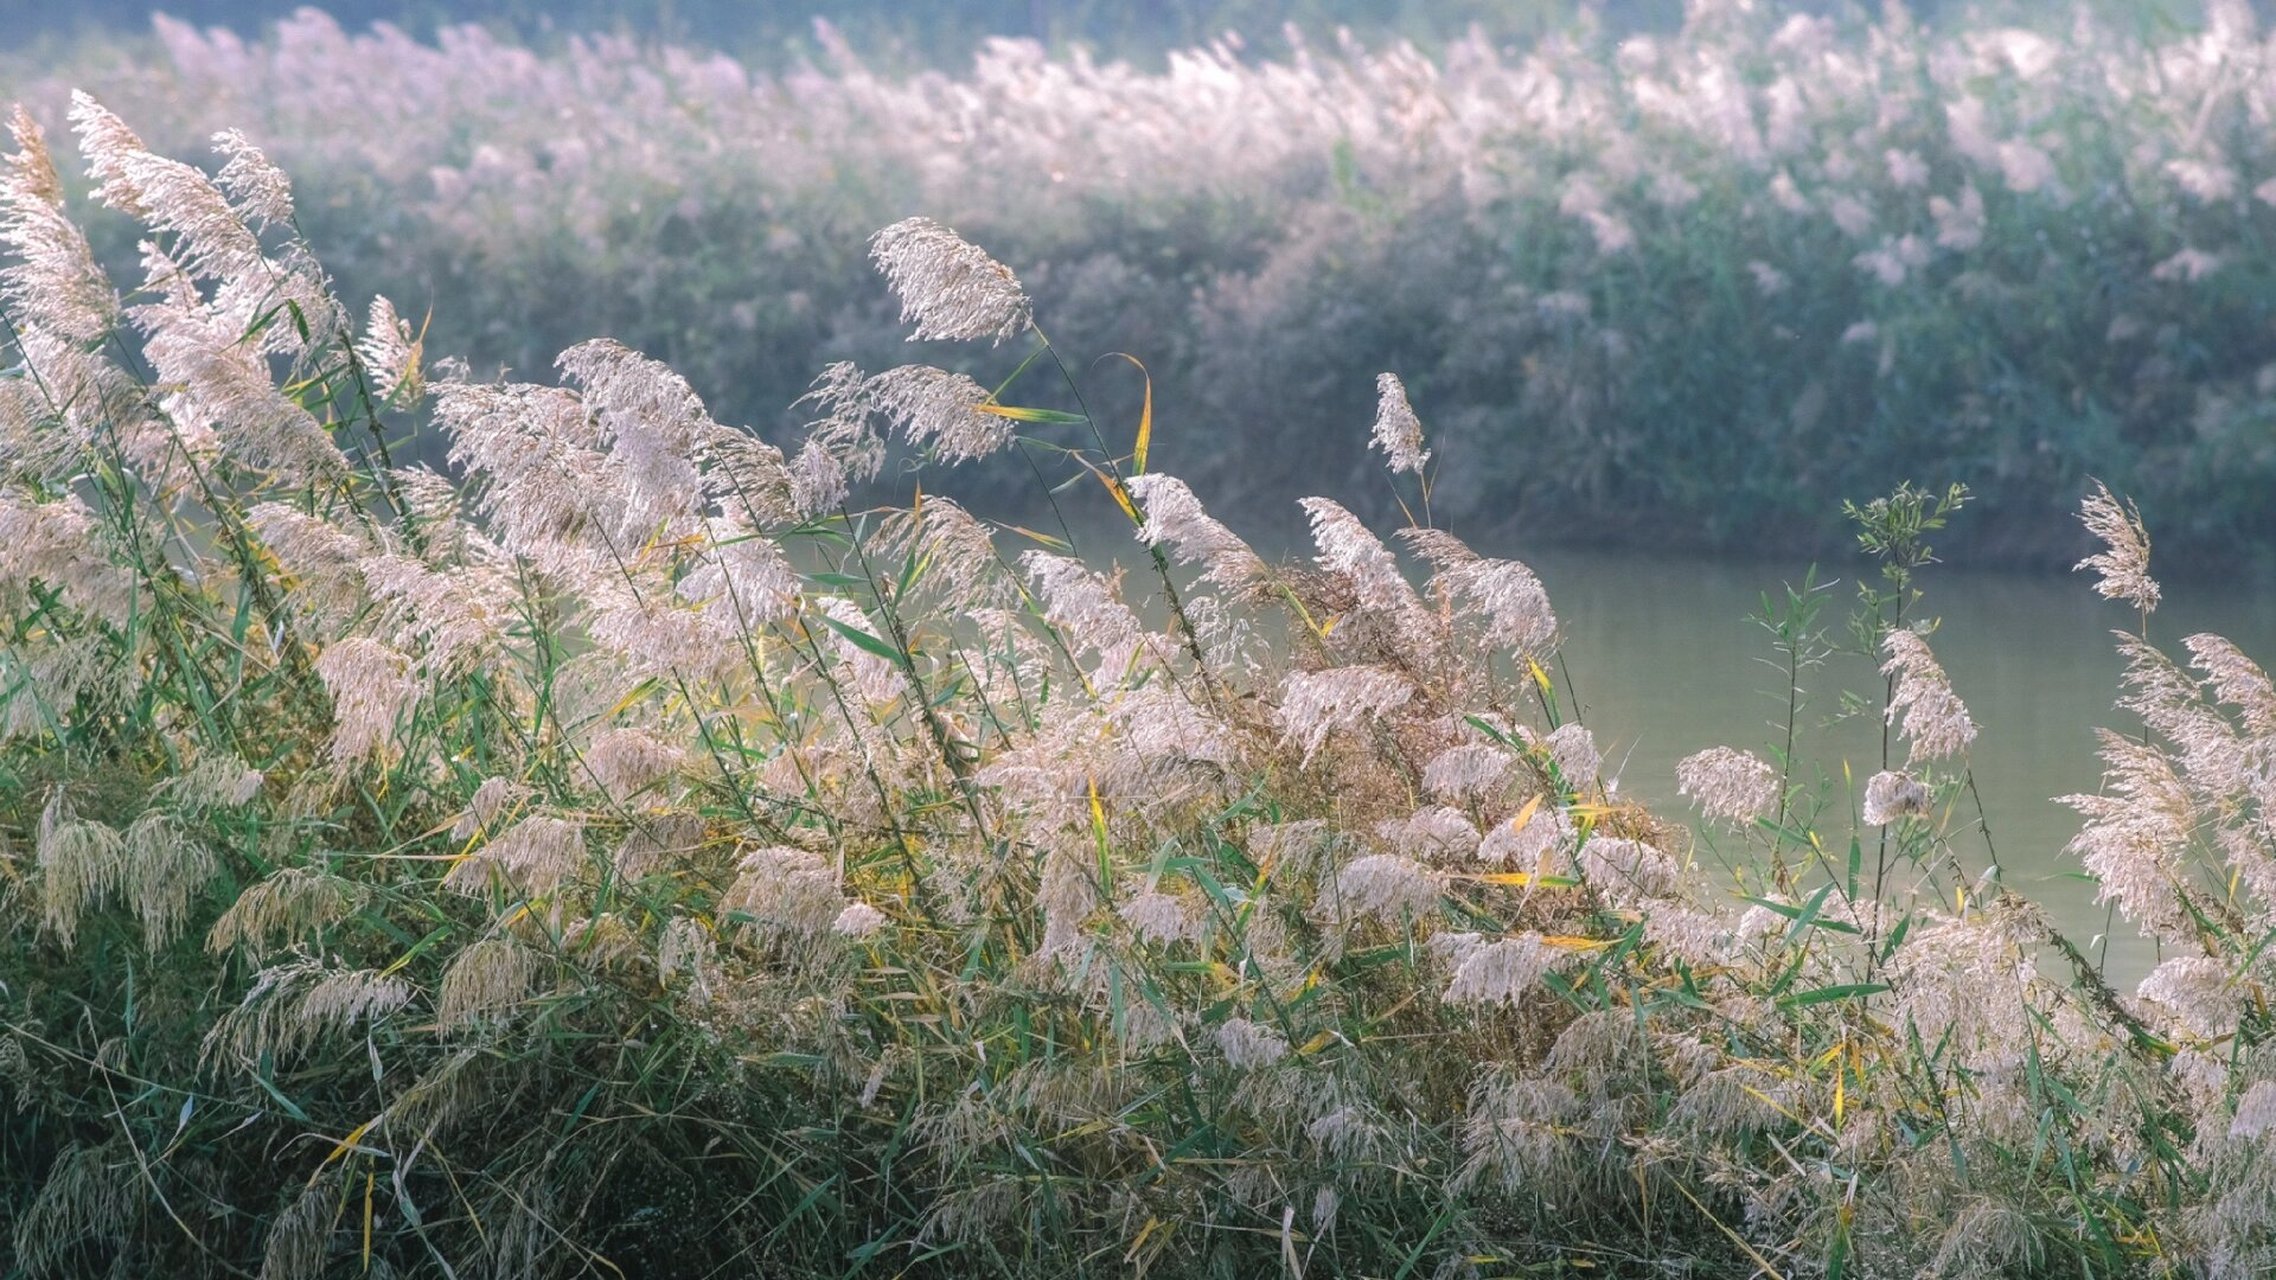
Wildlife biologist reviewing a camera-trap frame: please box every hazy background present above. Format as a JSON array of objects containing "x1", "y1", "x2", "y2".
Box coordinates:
[{"x1": 0, "y1": 0, "x2": 2133, "y2": 62}]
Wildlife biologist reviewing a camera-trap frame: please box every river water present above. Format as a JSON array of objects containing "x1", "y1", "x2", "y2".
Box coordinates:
[{"x1": 1527, "y1": 546, "x2": 2276, "y2": 982}]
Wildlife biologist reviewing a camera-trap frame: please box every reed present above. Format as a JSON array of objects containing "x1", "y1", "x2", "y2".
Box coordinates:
[{"x1": 6, "y1": 88, "x2": 2276, "y2": 1280}]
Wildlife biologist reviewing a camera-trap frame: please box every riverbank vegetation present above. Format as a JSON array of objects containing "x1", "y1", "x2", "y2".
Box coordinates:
[
  {"x1": 8, "y1": 92, "x2": 2276, "y2": 1278},
  {"x1": 5, "y1": 2, "x2": 2276, "y2": 567}
]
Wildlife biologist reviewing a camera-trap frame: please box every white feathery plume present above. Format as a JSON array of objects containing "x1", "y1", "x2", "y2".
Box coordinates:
[
  {"x1": 437, "y1": 378, "x2": 628, "y2": 577},
  {"x1": 2184, "y1": 633, "x2": 2276, "y2": 737},
  {"x1": 2060, "y1": 730, "x2": 2196, "y2": 943},
  {"x1": 358, "y1": 295, "x2": 422, "y2": 404},
  {"x1": 1478, "y1": 801, "x2": 1573, "y2": 871},
  {"x1": 789, "y1": 438, "x2": 851, "y2": 519},
  {"x1": 1369, "y1": 372, "x2": 1430, "y2": 474},
  {"x1": 866, "y1": 365, "x2": 1016, "y2": 464},
  {"x1": 1278, "y1": 665, "x2": 1414, "y2": 765},
  {"x1": 1021, "y1": 552, "x2": 1147, "y2": 681},
  {"x1": 701, "y1": 426, "x2": 798, "y2": 525},
  {"x1": 886, "y1": 495, "x2": 1010, "y2": 608},
  {"x1": 678, "y1": 514, "x2": 798, "y2": 634},
  {"x1": 450, "y1": 776, "x2": 530, "y2": 842},
  {"x1": 1215, "y1": 1017, "x2": 1289, "y2": 1070},
  {"x1": 35, "y1": 789, "x2": 124, "y2": 949},
  {"x1": 313, "y1": 638, "x2": 420, "y2": 765},
  {"x1": 1422, "y1": 742, "x2": 1514, "y2": 803},
  {"x1": 249, "y1": 502, "x2": 370, "y2": 632},
  {"x1": 582, "y1": 727, "x2": 687, "y2": 801},
  {"x1": 436, "y1": 937, "x2": 538, "y2": 1030},
  {"x1": 209, "y1": 128, "x2": 295, "y2": 229},
  {"x1": 1, "y1": 107, "x2": 119, "y2": 373},
  {"x1": 1400, "y1": 528, "x2": 1558, "y2": 657},
  {"x1": 2075, "y1": 481, "x2": 2160, "y2": 614},
  {"x1": 72, "y1": 94, "x2": 265, "y2": 288},
  {"x1": 0, "y1": 493, "x2": 140, "y2": 626},
  {"x1": 815, "y1": 596, "x2": 910, "y2": 707},
  {"x1": 1861, "y1": 770, "x2": 1932, "y2": 826},
  {"x1": 358, "y1": 552, "x2": 512, "y2": 676},
  {"x1": 793, "y1": 361, "x2": 885, "y2": 498},
  {"x1": 127, "y1": 237, "x2": 348, "y2": 483},
  {"x1": 1335, "y1": 852, "x2": 1442, "y2": 921},
  {"x1": 833, "y1": 901, "x2": 889, "y2": 939},
  {"x1": 725, "y1": 845, "x2": 847, "y2": 938},
  {"x1": 1119, "y1": 890, "x2": 1201, "y2": 945},
  {"x1": 122, "y1": 811, "x2": 217, "y2": 950},
  {"x1": 1300, "y1": 497, "x2": 1425, "y2": 621},
  {"x1": 443, "y1": 812, "x2": 586, "y2": 899},
  {"x1": 2136, "y1": 956, "x2": 2239, "y2": 1040},
  {"x1": 1577, "y1": 837, "x2": 1677, "y2": 903},
  {"x1": 1106, "y1": 681, "x2": 1234, "y2": 768},
  {"x1": 1676, "y1": 746, "x2": 1779, "y2": 826},
  {"x1": 869, "y1": 216, "x2": 1032, "y2": 344},
  {"x1": 206, "y1": 867, "x2": 362, "y2": 958},
  {"x1": 1882, "y1": 629, "x2": 1978, "y2": 764},
  {"x1": 1127, "y1": 473, "x2": 1266, "y2": 592},
  {"x1": 2231, "y1": 1081, "x2": 2276, "y2": 1140},
  {"x1": 1544, "y1": 723, "x2": 1600, "y2": 785},
  {"x1": 1376, "y1": 806, "x2": 1482, "y2": 863},
  {"x1": 557, "y1": 338, "x2": 716, "y2": 531},
  {"x1": 1443, "y1": 933, "x2": 1558, "y2": 1007}
]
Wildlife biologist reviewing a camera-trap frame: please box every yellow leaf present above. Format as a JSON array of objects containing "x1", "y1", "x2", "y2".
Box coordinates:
[
  {"x1": 1106, "y1": 352, "x2": 1154, "y2": 474},
  {"x1": 320, "y1": 1120, "x2": 375, "y2": 1174},
  {"x1": 1071, "y1": 453, "x2": 1140, "y2": 522},
  {"x1": 1296, "y1": 1030, "x2": 1338, "y2": 1056},
  {"x1": 1006, "y1": 524, "x2": 1071, "y2": 551},
  {"x1": 1525, "y1": 656, "x2": 1554, "y2": 699},
  {"x1": 1103, "y1": 477, "x2": 1139, "y2": 521},
  {"x1": 1506, "y1": 794, "x2": 1542, "y2": 835},
  {"x1": 1538, "y1": 934, "x2": 1609, "y2": 951},
  {"x1": 1087, "y1": 778, "x2": 1108, "y2": 840},
  {"x1": 1474, "y1": 871, "x2": 1535, "y2": 886},
  {"x1": 1834, "y1": 1053, "x2": 1847, "y2": 1125}
]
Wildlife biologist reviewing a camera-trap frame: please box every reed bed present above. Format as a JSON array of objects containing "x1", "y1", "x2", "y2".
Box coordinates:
[
  {"x1": 4, "y1": 2, "x2": 2276, "y2": 566},
  {"x1": 6, "y1": 89, "x2": 2276, "y2": 1279}
]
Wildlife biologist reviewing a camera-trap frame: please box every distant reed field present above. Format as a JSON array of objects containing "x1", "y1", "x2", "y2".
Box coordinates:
[{"x1": 6, "y1": 2, "x2": 2276, "y2": 566}]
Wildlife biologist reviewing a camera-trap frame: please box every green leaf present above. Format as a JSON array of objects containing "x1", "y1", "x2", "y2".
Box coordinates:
[
  {"x1": 1778, "y1": 982, "x2": 1889, "y2": 1008},
  {"x1": 818, "y1": 612, "x2": 907, "y2": 665},
  {"x1": 974, "y1": 403, "x2": 1088, "y2": 424}
]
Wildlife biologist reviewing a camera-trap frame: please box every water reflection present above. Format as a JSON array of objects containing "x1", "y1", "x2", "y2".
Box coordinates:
[{"x1": 1531, "y1": 547, "x2": 2276, "y2": 982}]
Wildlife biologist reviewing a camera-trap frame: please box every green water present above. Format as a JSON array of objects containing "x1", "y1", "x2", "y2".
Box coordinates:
[{"x1": 1527, "y1": 547, "x2": 2276, "y2": 983}]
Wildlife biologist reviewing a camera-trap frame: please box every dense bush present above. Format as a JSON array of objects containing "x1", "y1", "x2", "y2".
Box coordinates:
[
  {"x1": 9, "y1": 91, "x2": 2276, "y2": 1279},
  {"x1": 5, "y1": 2, "x2": 2276, "y2": 567}
]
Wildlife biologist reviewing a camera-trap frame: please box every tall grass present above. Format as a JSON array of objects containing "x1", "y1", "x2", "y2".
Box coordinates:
[
  {"x1": 8, "y1": 2, "x2": 2276, "y2": 566},
  {"x1": 8, "y1": 91, "x2": 2276, "y2": 1280}
]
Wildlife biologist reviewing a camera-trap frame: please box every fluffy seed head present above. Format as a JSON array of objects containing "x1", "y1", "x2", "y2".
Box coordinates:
[
  {"x1": 1215, "y1": 1017, "x2": 1289, "y2": 1070},
  {"x1": 869, "y1": 217, "x2": 1032, "y2": 344},
  {"x1": 1443, "y1": 933, "x2": 1559, "y2": 1008},
  {"x1": 1882, "y1": 630, "x2": 1978, "y2": 763},
  {"x1": 1370, "y1": 372, "x2": 1429, "y2": 474},
  {"x1": 1676, "y1": 746, "x2": 1779, "y2": 825},
  {"x1": 2075, "y1": 481, "x2": 2159, "y2": 614},
  {"x1": 1862, "y1": 770, "x2": 1932, "y2": 826}
]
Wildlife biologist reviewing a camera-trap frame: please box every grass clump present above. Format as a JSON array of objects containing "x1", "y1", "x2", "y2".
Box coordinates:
[{"x1": 6, "y1": 95, "x2": 2276, "y2": 1280}]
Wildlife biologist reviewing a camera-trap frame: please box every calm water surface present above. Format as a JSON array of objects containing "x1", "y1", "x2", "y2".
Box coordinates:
[{"x1": 1526, "y1": 547, "x2": 2276, "y2": 981}]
